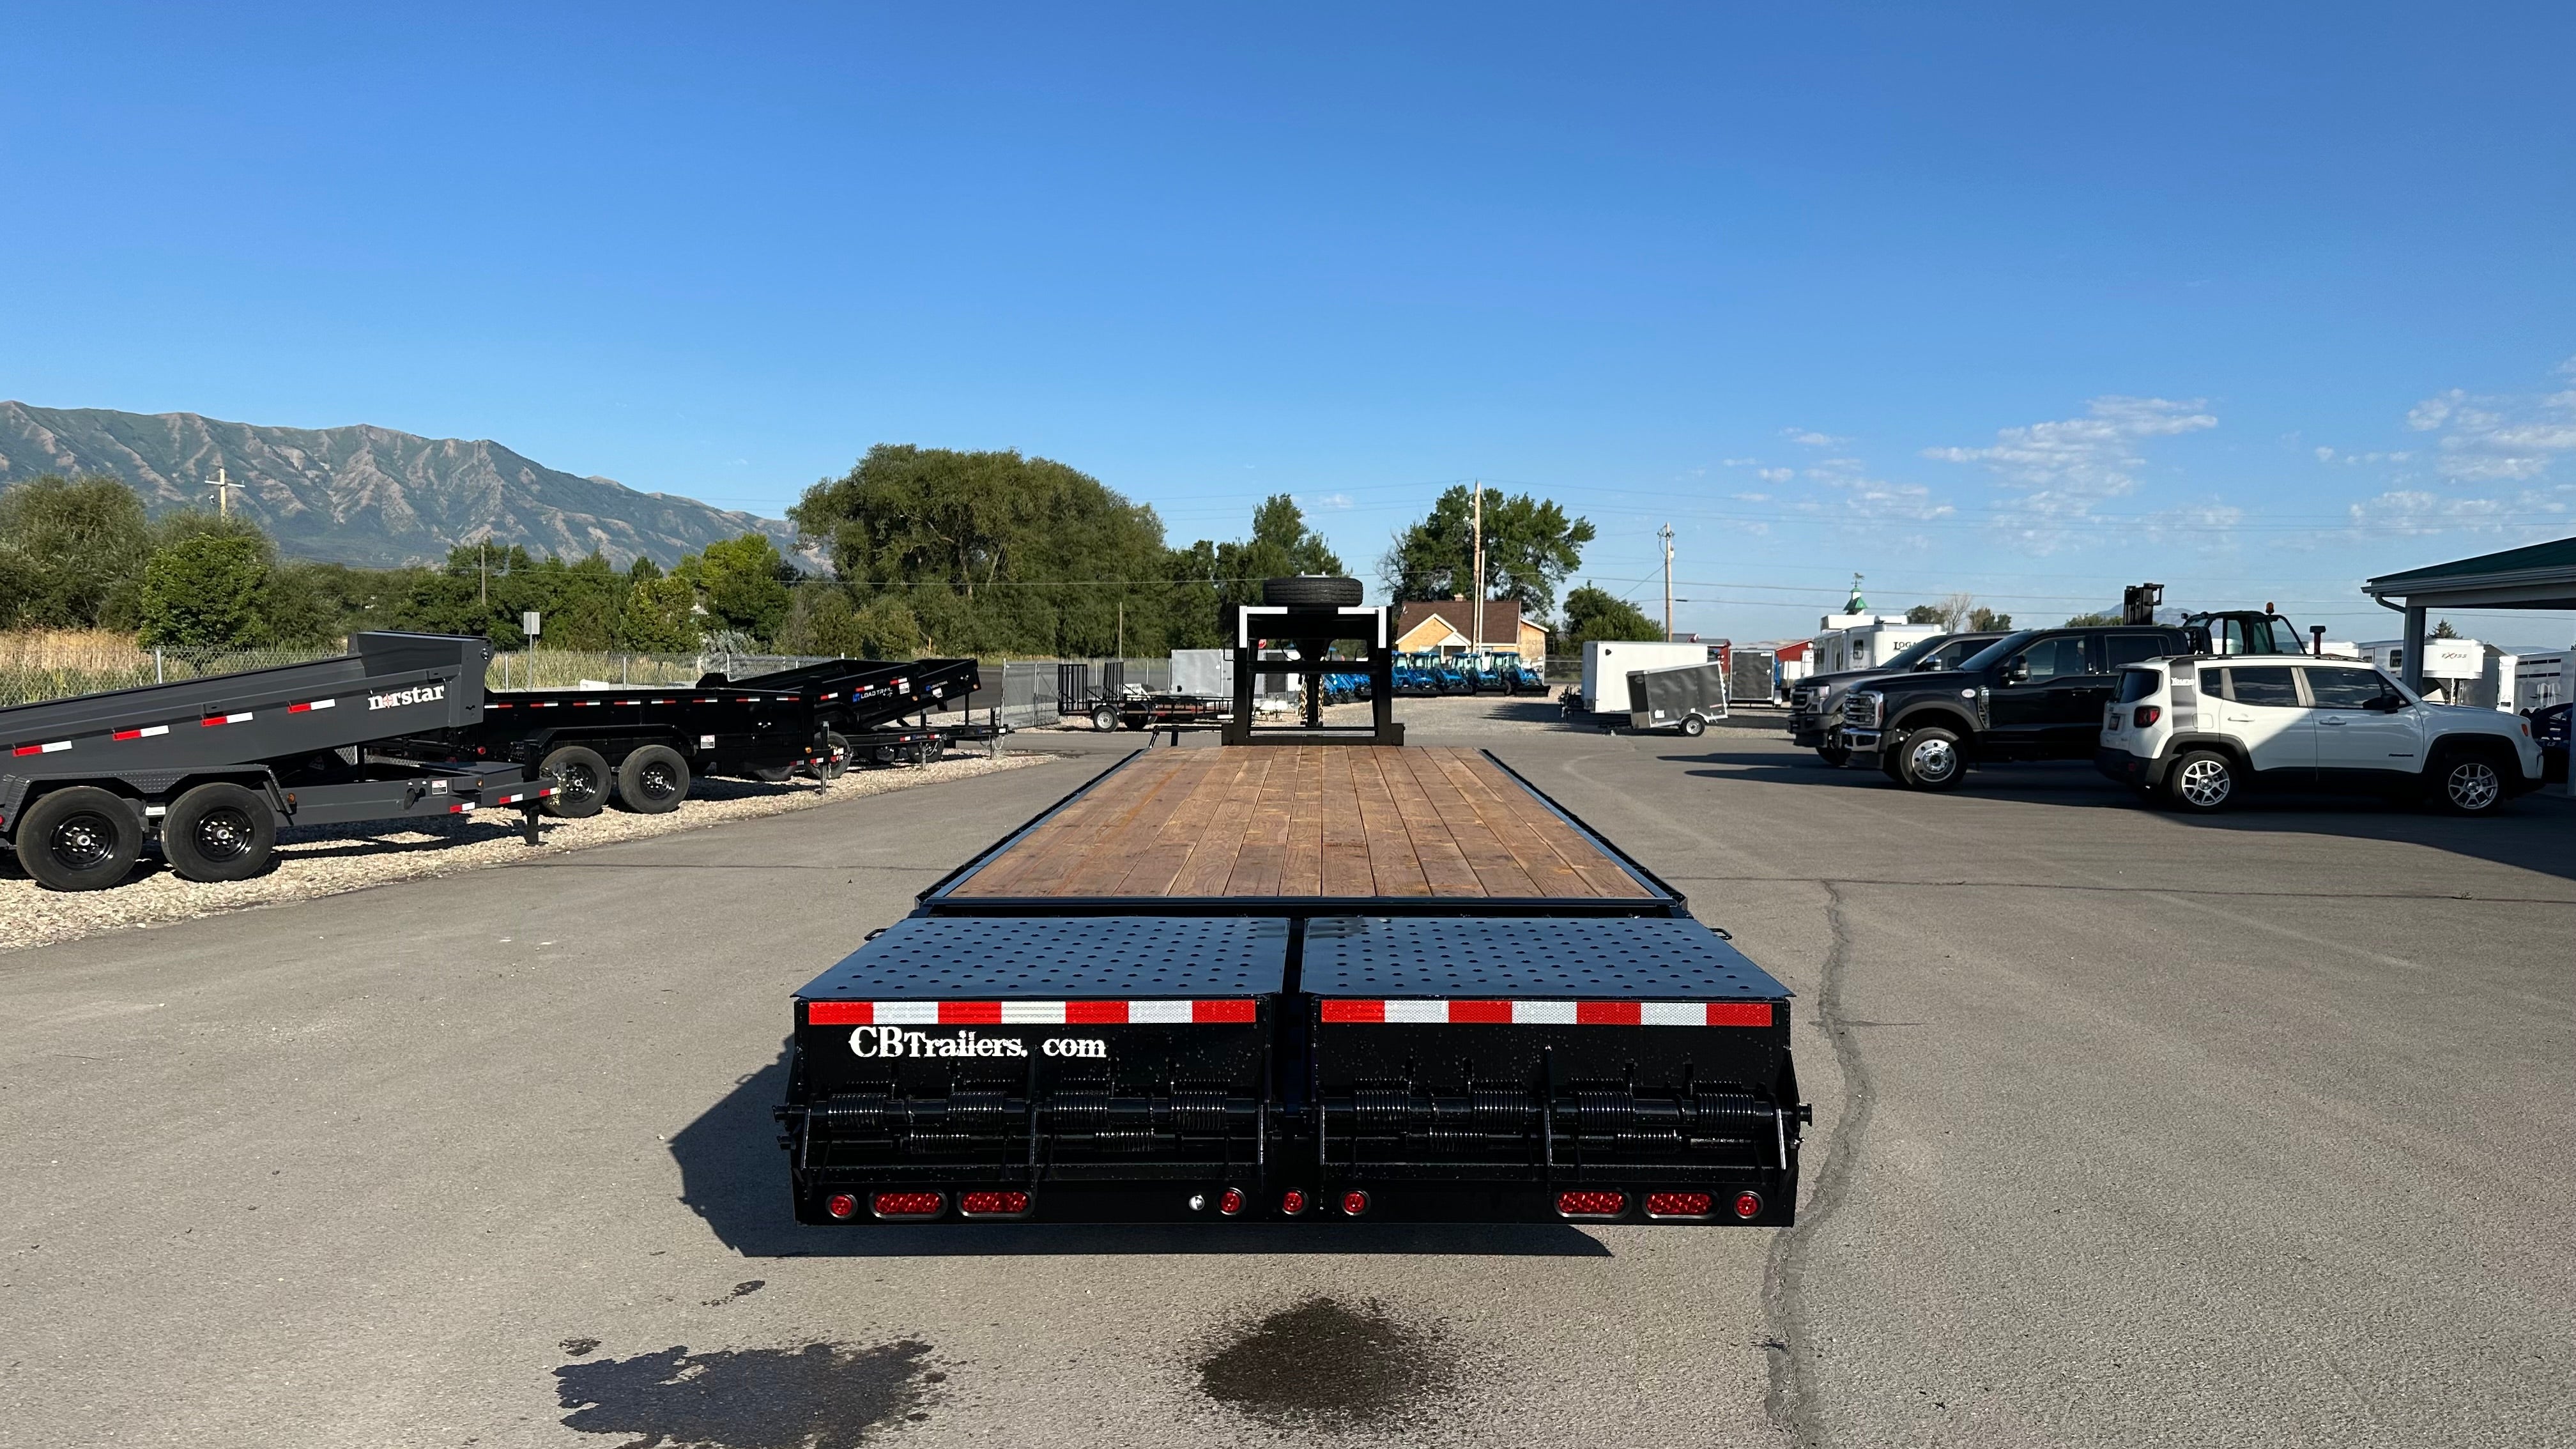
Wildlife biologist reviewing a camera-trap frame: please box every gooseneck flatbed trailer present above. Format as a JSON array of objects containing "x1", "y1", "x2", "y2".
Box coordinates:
[
  {"x1": 776, "y1": 590, "x2": 1806, "y2": 1228},
  {"x1": 0, "y1": 632, "x2": 553, "y2": 891}
]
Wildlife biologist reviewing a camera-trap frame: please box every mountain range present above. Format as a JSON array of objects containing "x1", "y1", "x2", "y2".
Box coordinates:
[{"x1": 0, "y1": 402, "x2": 801, "y2": 569}]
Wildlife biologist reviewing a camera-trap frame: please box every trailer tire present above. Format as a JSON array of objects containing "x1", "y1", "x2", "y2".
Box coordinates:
[
  {"x1": 1680, "y1": 714, "x2": 1708, "y2": 737},
  {"x1": 537, "y1": 745, "x2": 611, "y2": 818},
  {"x1": 818, "y1": 732, "x2": 850, "y2": 781},
  {"x1": 15, "y1": 786, "x2": 143, "y2": 892},
  {"x1": 1262, "y1": 574, "x2": 1364, "y2": 608},
  {"x1": 1092, "y1": 705, "x2": 1118, "y2": 732},
  {"x1": 163, "y1": 782, "x2": 276, "y2": 882},
  {"x1": 617, "y1": 745, "x2": 691, "y2": 813}
]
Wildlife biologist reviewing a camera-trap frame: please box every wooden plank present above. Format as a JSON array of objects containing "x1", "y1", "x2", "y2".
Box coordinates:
[
  {"x1": 951, "y1": 756, "x2": 1143, "y2": 896},
  {"x1": 1459, "y1": 751, "x2": 1653, "y2": 897},
  {"x1": 1381, "y1": 749, "x2": 1487, "y2": 896},
  {"x1": 1280, "y1": 745, "x2": 1326, "y2": 895},
  {"x1": 1110, "y1": 752, "x2": 1235, "y2": 896},
  {"x1": 1167, "y1": 750, "x2": 1271, "y2": 896},
  {"x1": 980, "y1": 757, "x2": 1176, "y2": 897},
  {"x1": 1056, "y1": 753, "x2": 1202, "y2": 896},
  {"x1": 1319, "y1": 745, "x2": 1375, "y2": 896},
  {"x1": 1414, "y1": 749, "x2": 1544, "y2": 896},
  {"x1": 1349, "y1": 748, "x2": 1431, "y2": 896}
]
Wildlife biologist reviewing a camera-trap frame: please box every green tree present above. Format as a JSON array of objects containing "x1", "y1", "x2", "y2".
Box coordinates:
[
  {"x1": 614, "y1": 574, "x2": 702, "y2": 652},
  {"x1": 2431, "y1": 620, "x2": 2460, "y2": 640},
  {"x1": 791, "y1": 444, "x2": 1172, "y2": 656},
  {"x1": 1966, "y1": 606, "x2": 2012, "y2": 631},
  {"x1": 1561, "y1": 585, "x2": 1662, "y2": 645},
  {"x1": 1380, "y1": 486, "x2": 1594, "y2": 616},
  {"x1": 698, "y1": 533, "x2": 795, "y2": 643},
  {"x1": 2063, "y1": 610, "x2": 2121, "y2": 627},
  {"x1": 0, "y1": 474, "x2": 153, "y2": 628},
  {"x1": 138, "y1": 519, "x2": 272, "y2": 647},
  {"x1": 1905, "y1": 604, "x2": 1944, "y2": 625}
]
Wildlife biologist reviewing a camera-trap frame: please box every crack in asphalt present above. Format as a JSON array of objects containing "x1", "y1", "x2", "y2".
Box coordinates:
[{"x1": 1762, "y1": 879, "x2": 1871, "y2": 1448}]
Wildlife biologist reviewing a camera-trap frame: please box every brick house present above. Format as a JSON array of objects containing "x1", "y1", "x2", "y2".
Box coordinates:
[{"x1": 1391, "y1": 598, "x2": 1550, "y2": 659}]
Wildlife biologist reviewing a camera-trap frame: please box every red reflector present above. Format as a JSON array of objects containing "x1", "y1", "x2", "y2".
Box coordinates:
[
  {"x1": 1557, "y1": 1190, "x2": 1627, "y2": 1218},
  {"x1": 1218, "y1": 1187, "x2": 1245, "y2": 1216},
  {"x1": 1341, "y1": 1190, "x2": 1370, "y2": 1216},
  {"x1": 825, "y1": 1193, "x2": 858, "y2": 1220},
  {"x1": 1280, "y1": 1188, "x2": 1308, "y2": 1216},
  {"x1": 873, "y1": 1192, "x2": 944, "y2": 1219},
  {"x1": 1733, "y1": 1190, "x2": 1765, "y2": 1220},
  {"x1": 1645, "y1": 1192, "x2": 1713, "y2": 1218},
  {"x1": 960, "y1": 1191, "x2": 1030, "y2": 1217},
  {"x1": 2133, "y1": 705, "x2": 2163, "y2": 728},
  {"x1": 806, "y1": 1000, "x2": 872, "y2": 1025}
]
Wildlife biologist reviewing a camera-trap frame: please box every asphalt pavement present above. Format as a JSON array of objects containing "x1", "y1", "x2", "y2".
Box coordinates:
[{"x1": 4, "y1": 719, "x2": 2569, "y2": 1448}]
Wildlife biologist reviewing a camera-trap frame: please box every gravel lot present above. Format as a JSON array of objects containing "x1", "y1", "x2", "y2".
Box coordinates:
[{"x1": 0, "y1": 749, "x2": 1045, "y2": 954}]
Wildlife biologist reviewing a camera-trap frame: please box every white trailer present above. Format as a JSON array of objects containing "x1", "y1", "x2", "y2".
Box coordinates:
[
  {"x1": 1809, "y1": 614, "x2": 1939, "y2": 676},
  {"x1": 1577, "y1": 640, "x2": 1710, "y2": 714}
]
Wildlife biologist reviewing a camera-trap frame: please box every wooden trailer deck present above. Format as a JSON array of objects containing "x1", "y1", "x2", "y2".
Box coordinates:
[{"x1": 948, "y1": 746, "x2": 1657, "y2": 900}]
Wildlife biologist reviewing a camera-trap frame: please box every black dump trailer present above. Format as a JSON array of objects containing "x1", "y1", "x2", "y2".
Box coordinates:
[
  {"x1": 390, "y1": 682, "x2": 829, "y2": 818},
  {"x1": 775, "y1": 594, "x2": 1807, "y2": 1229},
  {"x1": 0, "y1": 632, "x2": 554, "y2": 891},
  {"x1": 705, "y1": 657, "x2": 988, "y2": 775}
]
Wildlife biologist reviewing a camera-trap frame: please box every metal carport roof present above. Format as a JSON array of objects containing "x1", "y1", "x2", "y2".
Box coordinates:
[{"x1": 2363, "y1": 535, "x2": 2576, "y2": 611}]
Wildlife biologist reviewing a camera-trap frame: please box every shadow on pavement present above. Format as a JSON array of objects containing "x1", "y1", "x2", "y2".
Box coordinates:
[
  {"x1": 670, "y1": 1046, "x2": 1612, "y2": 1259},
  {"x1": 1667, "y1": 751, "x2": 2576, "y2": 884}
]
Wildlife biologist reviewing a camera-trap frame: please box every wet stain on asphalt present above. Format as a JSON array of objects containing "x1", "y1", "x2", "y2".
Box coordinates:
[
  {"x1": 561, "y1": 1337, "x2": 603, "y2": 1358},
  {"x1": 703, "y1": 1280, "x2": 767, "y2": 1306},
  {"x1": 555, "y1": 1340, "x2": 936, "y2": 1448},
  {"x1": 1197, "y1": 1296, "x2": 1455, "y2": 1430}
]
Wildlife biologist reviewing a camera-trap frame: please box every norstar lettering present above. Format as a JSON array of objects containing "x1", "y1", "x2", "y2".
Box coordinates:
[{"x1": 368, "y1": 683, "x2": 448, "y2": 711}]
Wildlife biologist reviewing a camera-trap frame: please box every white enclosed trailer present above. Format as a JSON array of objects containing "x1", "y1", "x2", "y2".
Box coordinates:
[{"x1": 1577, "y1": 640, "x2": 1710, "y2": 713}]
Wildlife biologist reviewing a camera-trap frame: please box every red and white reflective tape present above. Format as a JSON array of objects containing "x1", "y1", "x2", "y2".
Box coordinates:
[
  {"x1": 488, "y1": 786, "x2": 555, "y2": 805},
  {"x1": 111, "y1": 725, "x2": 171, "y2": 741},
  {"x1": 1320, "y1": 999, "x2": 1773, "y2": 1027},
  {"x1": 806, "y1": 999, "x2": 1257, "y2": 1027},
  {"x1": 447, "y1": 802, "x2": 477, "y2": 814},
  {"x1": 200, "y1": 711, "x2": 254, "y2": 728},
  {"x1": 10, "y1": 739, "x2": 73, "y2": 756},
  {"x1": 287, "y1": 698, "x2": 336, "y2": 713}
]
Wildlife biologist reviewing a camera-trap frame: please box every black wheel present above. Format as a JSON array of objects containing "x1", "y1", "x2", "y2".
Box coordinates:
[
  {"x1": 617, "y1": 744, "x2": 691, "y2": 814},
  {"x1": 1894, "y1": 726, "x2": 1968, "y2": 792},
  {"x1": 1816, "y1": 744, "x2": 1851, "y2": 767},
  {"x1": 817, "y1": 732, "x2": 850, "y2": 781},
  {"x1": 1092, "y1": 706, "x2": 1118, "y2": 732},
  {"x1": 1262, "y1": 575, "x2": 1364, "y2": 608},
  {"x1": 537, "y1": 745, "x2": 611, "y2": 818},
  {"x1": 162, "y1": 782, "x2": 277, "y2": 882},
  {"x1": 1680, "y1": 714, "x2": 1708, "y2": 737},
  {"x1": 2166, "y1": 749, "x2": 2237, "y2": 813},
  {"x1": 15, "y1": 786, "x2": 143, "y2": 891},
  {"x1": 2432, "y1": 750, "x2": 2508, "y2": 815},
  {"x1": 753, "y1": 764, "x2": 796, "y2": 783}
]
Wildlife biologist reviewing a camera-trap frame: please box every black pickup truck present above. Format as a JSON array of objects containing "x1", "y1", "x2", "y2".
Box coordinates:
[
  {"x1": 1839, "y1": 624, "x2": 2203, "y2": 790},
  {"x1": 1788, "y1": 631, "x2": 2006, "y2": 765}
]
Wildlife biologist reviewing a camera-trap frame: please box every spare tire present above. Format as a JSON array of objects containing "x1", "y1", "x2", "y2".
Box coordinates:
[{"x1": 1263, "y1": 575, "x2": 1363, "y2": 608}]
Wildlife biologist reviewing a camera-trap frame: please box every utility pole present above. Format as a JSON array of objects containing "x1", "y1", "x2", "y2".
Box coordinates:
[
  {"x1": 1469, "y1": 480, "x2": 1485, "y2": 656},
  {"x1": 1116, "y1": 599, "x2": 1125, "y2": 658},
  {"x1": 1660, "y1": 523, "x2": 1675, "y2": 641},
  {"x1": 479, "y1": 539, "x2": 489, "y2": 605},
  {"x1": 206, "y1": 466, "x2": 243, "y2": 519}
]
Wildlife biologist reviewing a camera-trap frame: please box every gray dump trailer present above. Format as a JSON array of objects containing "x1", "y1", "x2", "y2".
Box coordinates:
[{"x1": 0, "y1": 632, "x2": 554, "y2": 891}]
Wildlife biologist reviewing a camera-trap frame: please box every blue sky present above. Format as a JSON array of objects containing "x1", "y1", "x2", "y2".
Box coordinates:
[{"x1": 5, "y1": 3, "x2": 2572, "y2": 644}]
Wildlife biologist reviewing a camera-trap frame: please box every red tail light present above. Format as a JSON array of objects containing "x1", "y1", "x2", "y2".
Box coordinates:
[
  {"x1": 872, "y1": 1191, "x2": 945, "y2": 1220},
  {"x1": 2133, "y1": 705, "x2": 2162, "y2": 728},
  {"x1": 1218, "y1": 1187, "x2": 1246, "y2": 1216},
  {"x1": 959, "y1": 1190, "x2": 1030, "y2": 1218},
  {"x1": 825, "y1": 1193, "x2": 859, "y2": 1220},
  {"x1": 1556, "y1": 1190, "x2": 1627, "y2": 1218},
  {"x1": 1341, "y1": 1190, "x2": 1370, "y2": 1216},
  {"x1": 1732, "y1": 1190, "x2": 1765, "y2": 1220},
  {"x1": 1644, "y1": 1192, "x2": 1713, "y2": 1219},
  {"x1": 1280, "y1": 1189, "x2": 1309, "y2": 1216}
]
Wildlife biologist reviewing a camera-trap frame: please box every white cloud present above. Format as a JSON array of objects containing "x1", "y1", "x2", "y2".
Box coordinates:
[
  {"x1": 1781, "y1": 429, "x2": 1846, "y2": 448},
  {"x1": 2347, "y1": 482, "x2": 2576, "y2": 537},
  {"x1": 2315, "y1": 445, "x2": 2335, "y2": 463},
  {"x1": 2405, "y1": 362, "x2": 2576, "y2": 483},
  {"x1": 1756, "y1": 467, "x2": 1795, "y2": 484},
  {"x1": 1798, "y1": 453, "x2": 1956, "y2": 523},
  {"x1": 1720, "y1": 457, "x2": 1763, "y2": 468},
  {"x1": 1303, "y1": 492, "x2": 1355, "y2": 510},
  {"x1": 1731, "y1": 491, "x2": 1772, "y2": 503},
  {"x1": 1924, "y1": 395, "x2": 2218, "y2": 544}
]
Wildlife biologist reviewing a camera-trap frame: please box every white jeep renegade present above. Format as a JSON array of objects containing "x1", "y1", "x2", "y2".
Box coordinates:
[{"x1": 2096, "y1": 656, "x2": 2543, "y2": 814}]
